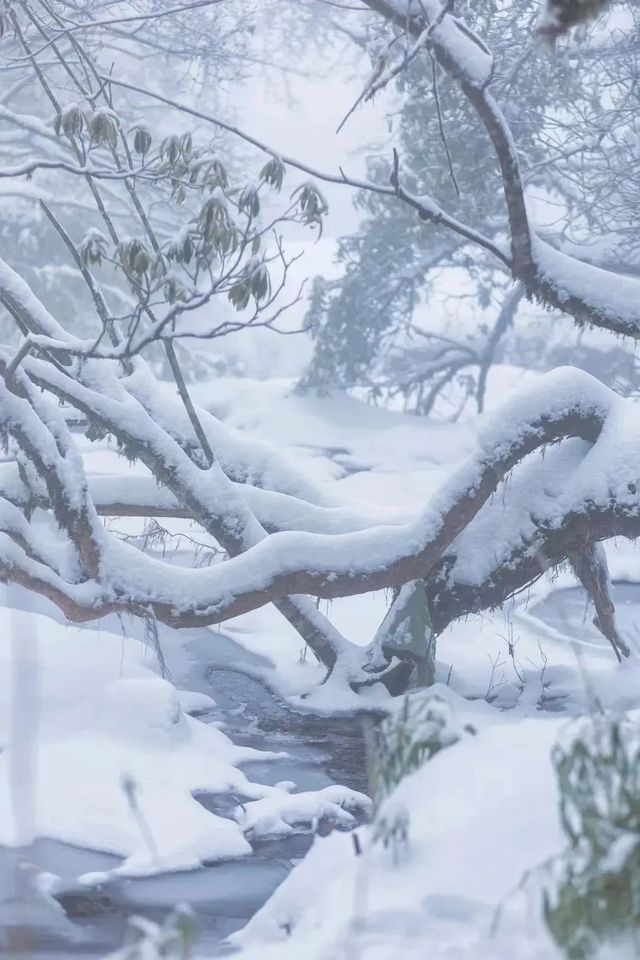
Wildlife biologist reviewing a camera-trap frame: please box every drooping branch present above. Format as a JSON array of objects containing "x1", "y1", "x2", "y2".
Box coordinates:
[
  {"x1": 0, "y1": 336, "x2": 636, "y2": 684},
  {"x1": 102, "y1": 50, "x2": 640, "y2": 342},
  {"x1": 568, "y1": 540, "x2": 631, "y2": 660},
  {"x1": 98, "y1": 75, "x2": 511, "y2": 268}
]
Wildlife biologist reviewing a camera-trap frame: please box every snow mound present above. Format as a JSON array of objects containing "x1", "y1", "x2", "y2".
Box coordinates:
[{"x1": 233, "y1": 704, "x2": 565, "y2": 959}]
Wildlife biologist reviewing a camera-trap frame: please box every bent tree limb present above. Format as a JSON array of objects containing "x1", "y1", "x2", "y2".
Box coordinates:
[
  {"x1": 426, "y1": 508, "x2": 640, "y2": 640},
  {"x1": 21, "y1": 361, "x2": 610, "y2": 597},
  {"x1": 0, "y1": 353, "x2": 620, "y2": 621},
  {"x1": 0, "y1": 343, "x2": 637, "y2": 688}
]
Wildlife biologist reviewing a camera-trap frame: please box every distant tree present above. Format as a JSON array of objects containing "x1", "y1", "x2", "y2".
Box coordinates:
[{"x1": 299, "y1": 0, "x2": 640, "y2": 415}]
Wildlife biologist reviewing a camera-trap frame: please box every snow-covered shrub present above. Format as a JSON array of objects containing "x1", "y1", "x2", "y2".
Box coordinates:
[
  {"x1": 373, "y1": 692, "x2": 471, "y2": 857},
  {"x1": 372, "y1": 801, "x2": 411, "y2": 862},
  {"x1": 542, "y1": 715, "x2": 640, "y2": 959},
  {"x1": 108, "y1": 905, "x2": 197, "y2": 960},
  {"x1": 374, "y1": 692, "x2": 468, "y2": 801}
]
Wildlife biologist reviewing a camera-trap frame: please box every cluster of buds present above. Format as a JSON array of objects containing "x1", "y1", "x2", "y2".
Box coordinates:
[
  {"x1": 59, "y1": 100, "x2": 327, "y2": 324},
  {"x1": 53, "y1": 104, "x2": 120, "y2": 148}
]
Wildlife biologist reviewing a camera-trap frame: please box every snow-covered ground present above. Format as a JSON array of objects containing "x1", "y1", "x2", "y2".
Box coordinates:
[
  {"x1": 1, "y1": 368, "x2": 639, "y2": 957},
  {"x1": 232, "y1": 692, "x2": 566, "y2": 960}
]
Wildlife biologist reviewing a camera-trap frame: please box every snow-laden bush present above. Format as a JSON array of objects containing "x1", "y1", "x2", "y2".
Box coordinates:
[
  {"x1": 373, "y1": 692, "x2": 473, "y2": 857},
  {"x1": 541, "y1": 715, "x2": 640, "y2": 959},
  {"x1": 374, "y1": 692, "x2": 467, "y2": 801}
]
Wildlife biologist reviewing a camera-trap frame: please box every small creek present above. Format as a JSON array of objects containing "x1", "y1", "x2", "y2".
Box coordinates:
[{"x1": 0, "y1": 617, "x2": 372, "y2": 959}]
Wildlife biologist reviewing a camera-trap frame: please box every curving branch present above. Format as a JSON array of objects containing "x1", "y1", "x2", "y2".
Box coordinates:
[
  {"x1": 0, "y1": 321, "x2": 636, "y2": 689},
  {"x1": 427, "y1": 506, "x2": 640, "y2": 638},
  {"x1": 1, "y1": 349, "x2": 620, "y2": 625},
  {"x1": 102, "y1": 32, "x2": 640, "y2": 343},
  {"x1": 98, "y1": 75, "x2": 511, "y2": 269}
]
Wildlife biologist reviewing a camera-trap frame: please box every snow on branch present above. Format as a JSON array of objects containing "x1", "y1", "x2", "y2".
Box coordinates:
[
  {"x1": 427, "y1": 396, "x2": 640, "y2": 640},
  {"x1": 0, "y1": 465, "x2": 391, "y2": 535},
  {"x1": 365, "y1": 0, "x2": 493, "y2": 88},
  {"x1": 532, "y1": 237, "x2": 640, "y2": 339},
  {"x1": 0, "y1": 271, "x2": 636, "y2": 686},
  {"x1": 1, "y1": 330, "x2": 627, "y2": 633}
]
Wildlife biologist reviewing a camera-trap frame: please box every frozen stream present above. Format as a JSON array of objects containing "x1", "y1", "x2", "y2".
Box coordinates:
[
  {"x1": 527, "y1": 581, "x2": 640, "y2": 650},
  {"x1": 0, "y1": 609, "x2": 372, "y2": 959}
]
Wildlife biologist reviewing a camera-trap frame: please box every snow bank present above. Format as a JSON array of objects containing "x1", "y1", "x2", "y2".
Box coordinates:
[
  {"x1": 232, "y1": 696, "x2": 565, "y2": 959},
  {"x1": 0, "y1": 604, "x2": 252, "y2": 875},
  {"x1": 0, "y1": 601, "x2": 367, "y2": 878}
]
